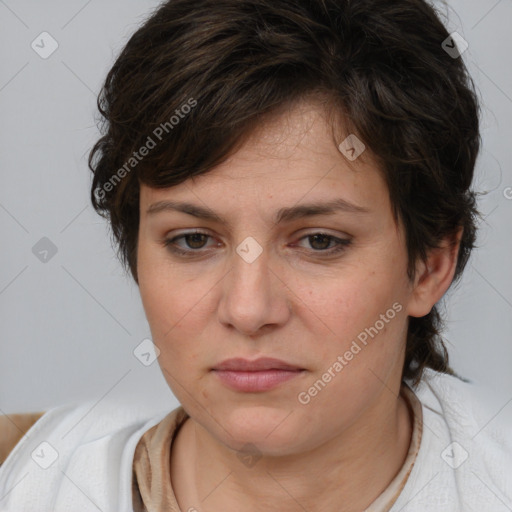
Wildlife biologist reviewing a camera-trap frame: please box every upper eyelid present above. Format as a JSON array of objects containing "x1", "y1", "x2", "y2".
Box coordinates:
[
  {"x1": 167, "y1": 228, "x2": 348, "y2": 241},
  {"x1": 167, "y1": 226, "x2": 349, "y2": 237}
]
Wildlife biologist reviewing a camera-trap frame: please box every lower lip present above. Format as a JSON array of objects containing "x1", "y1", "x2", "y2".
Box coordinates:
[{"x1": 212, "y1": 369, "x2": 304, "y2": 392}]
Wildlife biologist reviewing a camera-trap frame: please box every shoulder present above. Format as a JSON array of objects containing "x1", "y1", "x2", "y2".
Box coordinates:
[
  {"x1": 390, "y1": 369, "x2": 512, "y2": 511},
  {"x1": 0, "y1": 398, "x2": 174, "y2": 511},
  {"x1": 0, "y1": 398, "x2": 169, "y2": 471},
  {"x1": 412, "y1": 368, "x2": 512, "y2": 444},
  {"x1": 396, "y1": 369, "x2": 512, "y2": 511},
  {"x1": 0, "y1": 411, "x2": 46, "y2": 466}
]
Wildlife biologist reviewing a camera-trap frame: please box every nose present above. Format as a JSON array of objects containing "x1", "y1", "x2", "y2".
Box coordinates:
[{"x1": 217, "y1": 241, "x2": 292, "y2": 336}]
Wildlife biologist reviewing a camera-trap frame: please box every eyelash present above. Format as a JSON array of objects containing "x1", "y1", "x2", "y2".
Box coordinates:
[{"x1": 162, "y1": 231, "x2": 352, "y2": 258}]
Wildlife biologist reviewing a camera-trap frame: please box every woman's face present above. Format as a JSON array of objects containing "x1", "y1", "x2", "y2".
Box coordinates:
[{"x1": 137, "y1": 99, "x2": 423, "y2": 456}]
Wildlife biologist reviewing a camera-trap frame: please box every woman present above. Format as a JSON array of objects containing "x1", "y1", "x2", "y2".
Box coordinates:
[{"x1": 1, "y1": 0, "x2": 511, "y2": 511}]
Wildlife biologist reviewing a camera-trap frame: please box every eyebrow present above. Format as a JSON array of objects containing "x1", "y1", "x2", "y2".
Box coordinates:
[{"x1": 146, "y1": 198, "x2": 371, "y2": 224}]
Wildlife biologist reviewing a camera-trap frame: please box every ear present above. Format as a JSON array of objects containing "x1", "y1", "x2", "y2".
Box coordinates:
[{"x1": 406, "y1": 227, "x2": 463, "y2": 318}]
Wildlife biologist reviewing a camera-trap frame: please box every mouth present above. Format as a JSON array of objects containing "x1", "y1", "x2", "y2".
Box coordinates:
[
  {"x1": 211, "y1": 357, "x2": 306, "y2": 392},
  {"x1": 211, "y1": 357, "x2": 305, "y2": 372}
]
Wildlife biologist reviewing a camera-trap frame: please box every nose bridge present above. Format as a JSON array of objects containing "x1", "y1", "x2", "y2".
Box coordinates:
[
  {"x1": 218, "y1": 234, "x2": 290, "y2": 334},
  {"x1": 230, "y1": 235, "x2": 272, "y2": 301}
]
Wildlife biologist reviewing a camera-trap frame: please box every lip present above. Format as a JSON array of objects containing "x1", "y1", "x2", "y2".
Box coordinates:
[
  {"x1": 211, "y1": 358, "x2": 305, "y2": 392},
  {"x1": 212, "y1": 357, "x2": 304, "y2": 372}
]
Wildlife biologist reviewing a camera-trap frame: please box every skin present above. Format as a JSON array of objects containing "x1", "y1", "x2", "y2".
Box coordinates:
[{"x1": 137, "y1": 98, "x2": 461, "y2": 512}]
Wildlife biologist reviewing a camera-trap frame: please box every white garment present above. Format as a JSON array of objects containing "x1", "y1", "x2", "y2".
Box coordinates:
[
  {"x1": 388, "y1": 370, "x2": 512, "y2": 512},
  {"x1": 0, "y1": 399, "x2": 169, "y2": 512},
  {"x1": 0, "y1": 369, "x2": 511, "y2": 512}
]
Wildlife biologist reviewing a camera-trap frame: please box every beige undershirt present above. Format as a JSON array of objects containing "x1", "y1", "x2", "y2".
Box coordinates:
[{"x1": 132, "y1": 383, "x2": 423, "y2": 512}]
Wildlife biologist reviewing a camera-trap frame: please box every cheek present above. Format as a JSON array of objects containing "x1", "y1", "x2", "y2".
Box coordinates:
[
  {"x1": 139, "y1": 272, "x2": 207, "y2": 392},
  {"x1": 138, "y1": 242, "x2": 200, "y2": 329},
  {"x1": 296, "y1": 265, "x2": 407, "y2": 364},
  {"x1": 137, "y1": 258, "x2": 217, "y2": 368},
  {"x1": 294, "y1": 279, "x2": 407, "y2": 422},
  {"x1": 298, "y1": 268, "x2": 389, "y2": 330}
]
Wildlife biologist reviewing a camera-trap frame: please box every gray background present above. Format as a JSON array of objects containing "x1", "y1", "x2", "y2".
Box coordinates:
[{"x1": 1, "y1": 0, "x2": 511, "y2": 415}]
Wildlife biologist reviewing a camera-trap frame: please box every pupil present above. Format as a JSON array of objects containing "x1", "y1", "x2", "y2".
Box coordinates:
[
  {"x1": 310, "y1": 234, "x2": 330, "y2": 250},
  {"x1": 187, "y1": 233, "x2": 207, "y2": 248}
]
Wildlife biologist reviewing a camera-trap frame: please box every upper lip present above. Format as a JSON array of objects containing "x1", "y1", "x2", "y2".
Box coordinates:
[{"x1": 212, "y1": 357, "x2": 304, "y2": 371}]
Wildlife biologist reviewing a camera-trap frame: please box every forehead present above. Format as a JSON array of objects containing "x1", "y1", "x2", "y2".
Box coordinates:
[{"x1": 139, "y1": 98, "x2": 390, "y2": 217}]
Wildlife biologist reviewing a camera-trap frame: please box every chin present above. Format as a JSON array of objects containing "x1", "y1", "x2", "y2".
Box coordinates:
[{"x1": 212, "y1": 406, "x2": 303, "y2": 454}]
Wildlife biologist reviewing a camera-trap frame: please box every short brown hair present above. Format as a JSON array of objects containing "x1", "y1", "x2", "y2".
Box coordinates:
[{"x1": 89, "y1": 0, "x2": 482, "y2": 385}]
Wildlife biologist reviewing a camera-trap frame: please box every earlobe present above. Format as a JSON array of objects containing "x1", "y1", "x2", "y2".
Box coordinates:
[{"x1": 406, "y1": 228, "x2": 463, "y2": 318}]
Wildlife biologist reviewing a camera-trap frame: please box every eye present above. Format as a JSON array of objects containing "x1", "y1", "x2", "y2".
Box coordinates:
[
  {"x1": 293, "y1": 233, "x2": 352, "y2": 255},
  {"x1": 163, "y1": 230, "x2": 217, "y2": 256},
  {"x1": 162, "y1": 230, "x2": 352, "y2": 258}
]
